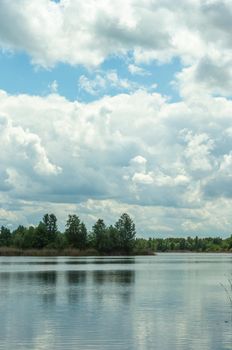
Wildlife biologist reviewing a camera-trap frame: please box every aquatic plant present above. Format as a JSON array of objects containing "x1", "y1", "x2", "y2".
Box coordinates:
[{"x1": 221, "y1": 275, "x2": 232, "y2": 308}]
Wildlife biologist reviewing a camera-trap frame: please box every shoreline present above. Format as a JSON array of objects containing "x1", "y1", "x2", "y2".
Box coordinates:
[
  {"x1": 0, "y1": 247, "x2": 230, "y2": 257},
  {"x1": 0, "y1": 247, "x2": 155, "y2": 257}
]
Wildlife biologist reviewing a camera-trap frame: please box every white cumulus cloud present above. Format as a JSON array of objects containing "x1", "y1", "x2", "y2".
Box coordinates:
[{"x1": 0, "y1": 89, "x2": 232, "y2": 234}]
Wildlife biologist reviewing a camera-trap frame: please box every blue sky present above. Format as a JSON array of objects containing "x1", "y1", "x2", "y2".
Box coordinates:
[
  {"x1": 0, "y1": 51, "x2": 181, "y2": 102},
  {"x1": 0, "y1": 0, "x2": 232, "y2": 237}
]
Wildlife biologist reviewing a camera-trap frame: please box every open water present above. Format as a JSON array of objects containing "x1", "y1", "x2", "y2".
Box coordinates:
[{"x1": 0, "y1": 254, "x2": 231, "y2": 350}]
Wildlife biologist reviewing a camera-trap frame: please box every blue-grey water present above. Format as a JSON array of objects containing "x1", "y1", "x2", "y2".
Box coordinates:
[{"x1": 0, "y1": 254, "x2": 231, "y2": 350}]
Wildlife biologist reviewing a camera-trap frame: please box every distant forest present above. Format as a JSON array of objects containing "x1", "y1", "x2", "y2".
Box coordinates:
[{"x1": 0, "y1": 213, "x2": 232, "y2": 255}]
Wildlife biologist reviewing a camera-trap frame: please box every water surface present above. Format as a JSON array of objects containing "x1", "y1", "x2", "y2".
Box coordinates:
[{"x1": 0, "y1": 254, "x2": 231, "y2": 350}]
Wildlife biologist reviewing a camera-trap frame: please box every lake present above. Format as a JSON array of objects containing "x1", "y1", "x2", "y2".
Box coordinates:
[{"x1": 0, "y1": 254, "x2": 231, "y2": 350}]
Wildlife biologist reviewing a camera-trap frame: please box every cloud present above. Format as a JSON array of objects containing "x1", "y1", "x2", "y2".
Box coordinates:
[
  {"x1": 132, "y1": 172, "x2": 154, "y2": 185},
  {"x1": 78, "y1": 70, "x2": 140, "y2": 96},
  {"x1": 0, "y1": 0, "x2": 229, "y2": 71},
  {"x1": 128, "y1": 64, "x2": 150, "y2": 76},
  {"x1": 49, "y1": 80, "x2": 58, "y2": 94},
  {"x1": 0, "y1": 88, "x2": 232, "y2": 234},
  {"x1": 180, "y1": 130, "x2": 215, "y2": 173},
  {"x1": 0, "y1": 114, "x2": 61, "y2": 177},
  {"x1": 1, "y1": 1, "x2": 232, "y2": 234},
  {"x1": 176, "y1": 57, "x2": 232, "y2": 99},
  {"x1": 1, "y1": 0, "x2": 232, "y2": 102},
  {"x1": 0, "y1": 111, "x2": 61, "y2": 211}
]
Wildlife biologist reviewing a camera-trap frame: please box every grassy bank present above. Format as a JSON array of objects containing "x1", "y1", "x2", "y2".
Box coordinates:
[
  {"x1": 0, "y1": 247, "x2": 156, "y2": 256},
  {"x1": 0, "y1": 247, "x2": 100, "y2": 256}
]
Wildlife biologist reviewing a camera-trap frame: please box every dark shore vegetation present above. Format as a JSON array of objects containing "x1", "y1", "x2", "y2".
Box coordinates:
[
  {"x1": 135, "y1": 236, "x2": 232, "y2": 253},
  {"x1": 0, "y1": 213, "x2": 231, "y2": 256},
  {"x1": 0, "y1": 213, "x2": 137, "y2": 256}
]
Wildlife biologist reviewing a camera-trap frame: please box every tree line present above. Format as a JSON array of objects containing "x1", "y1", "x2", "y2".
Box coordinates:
[
  {"x1": 0, "y1": 213, "x2": 136, "y2": 254},
  {"x1": 0, "y1": 213, "x2": 232, "y2": 254},
  {"x1": 135, "y1": 236, "x2": 232, "y2": 253}
]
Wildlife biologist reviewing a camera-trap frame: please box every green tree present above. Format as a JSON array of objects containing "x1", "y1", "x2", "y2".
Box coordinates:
[
  {"x1": 228, "y1": 235, "x2": 232, "y2": 250},
  {"x1": 42, "y1": 213, "x2": 58, "y2": 244},
  {"x1": 156, "y1": 239, "x2": 167, "y2": 252},
  {"x1": 13, "y1": 225, "x2": 28, "y2": 249},
  {"x1": 0, "y1": 226, "x2": 12, "y2": 247},
  {"x1": 32, "y1": 222, "x2": 49, "y2": 249},
  {"x1": 179, "y1": 238, "x2": 186, "y2": 250},
  {"x1": 115, "y1": 213, "x2": 136, "y2": 254},
  {"x1": 65, "y1": 215, "x2": 87, "y2": 249},
  {"x1": 107, "y1": 225, "x2": 120, "y2": 252},
  {"x1": 92, "y1": 219, "x2": 107, "y2": 252},
  {"x1": 79, "y1": 222, "x2": 87, "y2": 250}
]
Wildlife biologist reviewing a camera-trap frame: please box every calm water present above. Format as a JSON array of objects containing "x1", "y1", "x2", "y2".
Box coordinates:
[{"x1": 0, "y1": 254, "x2": 231, "y2": 350}]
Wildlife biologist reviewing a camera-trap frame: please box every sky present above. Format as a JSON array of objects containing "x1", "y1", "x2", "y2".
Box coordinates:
[{"x1": 1, "y1": 0, "x2": 232, "y2": 237}]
